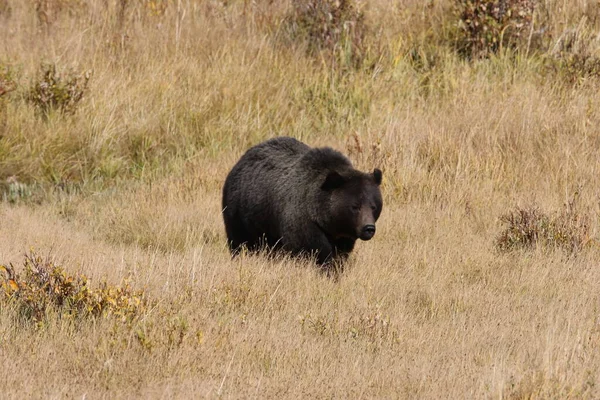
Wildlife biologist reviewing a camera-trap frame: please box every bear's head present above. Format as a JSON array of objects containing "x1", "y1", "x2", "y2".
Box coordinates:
[{"x1": 321, "y1": 168, "x2": 383, "y2": 241}]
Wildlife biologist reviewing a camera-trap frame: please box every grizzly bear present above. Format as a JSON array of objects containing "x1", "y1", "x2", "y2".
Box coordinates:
[{"x1": 222, "y1": 137, "x2": 383, "y2": 266}]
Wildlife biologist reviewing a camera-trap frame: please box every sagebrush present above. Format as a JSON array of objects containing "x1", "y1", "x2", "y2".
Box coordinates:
[
  {"x1": 28, "y1": 62, "x2": 90, "y2": 116},
  {"x1": 283, "y1": 0, "x2": 367, "y2": 68},
  {"x1": 456, "y1": 0, "x2": 537, "y2": 58},
  {"x1": 1, "y1": 252, "x2": 148, "y2": 324},
  {"x1": 496, "y1": 204, "x2": 591, "y2": 253}
]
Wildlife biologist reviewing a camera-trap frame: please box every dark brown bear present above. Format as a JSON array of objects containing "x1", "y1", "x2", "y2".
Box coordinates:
[{"x1": 222, "y1": 137, "x2": 383, "y2": 266}]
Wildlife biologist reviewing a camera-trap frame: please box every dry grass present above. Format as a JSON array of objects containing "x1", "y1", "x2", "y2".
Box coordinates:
[{"x1": 1, "y1": 0, "x2": 600, "y2": 398}]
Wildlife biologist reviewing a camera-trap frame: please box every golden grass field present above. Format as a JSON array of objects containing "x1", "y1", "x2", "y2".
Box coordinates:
[{"x1": 1, "y1": 0, "x2": 600, "y2": 398}]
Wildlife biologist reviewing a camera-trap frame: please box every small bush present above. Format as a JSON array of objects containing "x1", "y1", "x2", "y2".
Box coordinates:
[
  {"x1": 28, "y1": 62, "x2": 90, "y2": 116},
  {"x1": 0, "y1": 64, "x2": 16, "y2": 98},
  {"x1": 545, "y1": 23, "x2": 600, "y2": 85},
  {"x1": 456, "y1": 0, "x2": 536, "y2": 58},
  {"x1": 496, "y1": 203, "x2": 590, "y2": 254},
  {"x1": 283, "y1": 0, "x2": 367, "y2": 68},
  {"x1": 0, "y1": 63, "x2": 17, "y2": 126},
  {"x1": 549, "y1": 53, "x2": 600, "y2": 85},
  {"x1": 1, "y1": 177, "x2": 35, "y2": 204},
  {"x1": 0, "y1": 252, "x2": 147, "y2": 324}
]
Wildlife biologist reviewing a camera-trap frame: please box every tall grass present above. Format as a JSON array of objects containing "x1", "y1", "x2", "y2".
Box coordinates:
[{"x1": 1, "y1": 0, "x2": 600, "y2": 398}]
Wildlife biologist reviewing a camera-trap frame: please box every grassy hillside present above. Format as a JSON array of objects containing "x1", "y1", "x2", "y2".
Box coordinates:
[{"x1": 1, "y1": 0, "x2": 600, "y2": 398}]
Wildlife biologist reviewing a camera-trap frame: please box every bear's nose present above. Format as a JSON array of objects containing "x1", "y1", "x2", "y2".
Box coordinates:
[{"x1": 360, "y1": 224, "x2": 376, "y2": 241}]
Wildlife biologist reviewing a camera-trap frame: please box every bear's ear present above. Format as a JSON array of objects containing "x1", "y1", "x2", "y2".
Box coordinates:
[
  {"x1": 373, "y1": 168, "x2": 382, "y2": 185},
  {"x1": 322, "y1": 171, "x2": 345, "y2": 191}
]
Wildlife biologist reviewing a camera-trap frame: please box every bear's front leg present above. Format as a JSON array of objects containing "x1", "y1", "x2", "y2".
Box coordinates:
[{"x1": 292, "y1": 227, "x2": 335, "y2": 265}]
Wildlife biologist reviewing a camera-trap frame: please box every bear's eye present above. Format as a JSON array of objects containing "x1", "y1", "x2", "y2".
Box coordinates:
[
  {"x1": 351, "y1": 204, "x2": 360, "y2": 211},
  {"x1": 371, "y1": 205, "x2": 377, "y2": 211}
]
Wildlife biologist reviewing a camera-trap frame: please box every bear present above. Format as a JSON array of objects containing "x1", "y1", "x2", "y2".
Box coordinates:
[{"x1": 222, "y1": 136, "x2": 383, "y2": 266}]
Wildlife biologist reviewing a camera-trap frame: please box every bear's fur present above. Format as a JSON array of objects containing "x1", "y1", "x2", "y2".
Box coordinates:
[{"x1": 222, "y1": 137, "x2": 383, "y2": 265}]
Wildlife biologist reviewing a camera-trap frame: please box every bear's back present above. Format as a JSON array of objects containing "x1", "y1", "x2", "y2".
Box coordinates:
[
  {"x1": 223, "y1": 137, "x2": 310, "y2": 207},
  {"x1": 242, "y1": 137, "x2": 309, "y2": 171}
]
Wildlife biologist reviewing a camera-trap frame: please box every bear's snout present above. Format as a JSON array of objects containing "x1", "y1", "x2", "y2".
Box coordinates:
[{"x1": 359, "y1": 224, "x2": 376, "y2": 241}]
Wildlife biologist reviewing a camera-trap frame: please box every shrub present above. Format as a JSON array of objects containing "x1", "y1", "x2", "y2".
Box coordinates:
[
  {"x1": 496, "y1": 203, "x2": 590, "y2": 254},
  {"x1": 549, "y1": 53, "x2": 600, "y2": 85},
  {"x1": 283, "y1": 0, "x2": 367, "y2": 68},
  {"x1": 545, "y1": 22, "x2": 600, "y2": 85},
  {"x1": 0, "y1": 63, "x2": 16, "y2": 98},
  {"x1": 456, "y1": 0, "x2": 536, "y2": 58},
  {"x1": 0, "y1": 63, "x2": 16, "y2": 126},
  {"x1": 0, "y1": 252, "x2": 147, "y2": 324},
  {"x1": 27, "y1": 62, "x2": 90, "y2": 117},
  {"x1": 1, "y1": 177, "x2": 35, "y2": 204}
]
